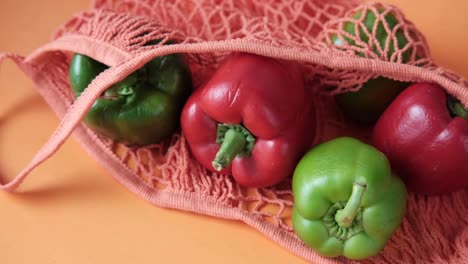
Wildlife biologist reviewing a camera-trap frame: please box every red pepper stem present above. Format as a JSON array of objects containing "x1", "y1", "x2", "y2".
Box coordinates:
[
  {"x1": 212, "y1": 128, "x2": 247, "y2": 171},
  {"x1": 447, "y1": 96, "x2": 468, "y2": 120},
  {"x1": 212, "y1": 124, "x2": 256, "y2": 171},
  {"x1": 335, "y1": 182, "x2": 367, "y2": 228}
]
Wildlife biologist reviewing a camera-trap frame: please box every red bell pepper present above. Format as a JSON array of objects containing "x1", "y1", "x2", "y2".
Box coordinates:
[
  {"x1": 372, "y1": 82, "x2": 468, "y2": 195},
  {"x1": 181, "y1": 53, "x2": 315, "y2": 188}
]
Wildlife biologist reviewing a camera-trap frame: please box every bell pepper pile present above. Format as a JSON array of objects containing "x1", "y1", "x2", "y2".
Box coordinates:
[
  {"x1": 68, "y1": 6, "x2": 467, "y2": 260},
  {"x1": 326, "y1": 5, "x2": 468, "y2": 195}
]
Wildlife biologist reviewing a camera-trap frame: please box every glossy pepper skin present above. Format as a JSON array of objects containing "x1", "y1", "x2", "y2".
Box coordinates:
[
  {"x1": 372, "y1": 83, "x2": 468, "y2": 195},
  {"x1": 69, "y1": 53, "x2": 192, "y2": 146},
  {"x1": 332, "y1": 7, "x2": 411, "y2": 124},
  {"x1": 181, "y1": 53, "x2": 315, "y2": 188},
  {"x1": 292, "y1": 137, "x2": 407, "y2": 260}
]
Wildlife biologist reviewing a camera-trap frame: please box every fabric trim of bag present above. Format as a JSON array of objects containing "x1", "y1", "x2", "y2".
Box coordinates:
[
  {"x1": 2, "y1": 34, "x2": 468, "y2": 193},
  {"x1": 0, "y1": 47, "x2": 151, "y2": 191},
  {"x1": 1, "y1": 12, "x2": 468, "y2": 263},
  {"x1": 25, "y1": 35, "x2": 468, "y2": 105}
]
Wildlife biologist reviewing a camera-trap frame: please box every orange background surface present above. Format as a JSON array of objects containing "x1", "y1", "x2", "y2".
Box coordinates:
[{"x1": 0, "y1": 1, "x2": 467, "y2": 263}]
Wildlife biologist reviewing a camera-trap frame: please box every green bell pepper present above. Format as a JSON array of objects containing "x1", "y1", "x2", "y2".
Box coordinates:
[
  {"x1": 69, "y1": 53, "x2": 192, "y2": 146},
  {"x1": 332, "y1": 7, "x2": 411, "y2": 124},
  {"x1": 292, "y1": 137, "x2": 407, "y2": 260},
  {"x1": 335, "y1": 77, "x2": 408, "y2": 124}
]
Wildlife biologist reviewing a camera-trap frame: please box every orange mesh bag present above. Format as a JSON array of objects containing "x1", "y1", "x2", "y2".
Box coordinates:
[{"x1": 1, "y1": 0, "x2": 467, "y2": 263}]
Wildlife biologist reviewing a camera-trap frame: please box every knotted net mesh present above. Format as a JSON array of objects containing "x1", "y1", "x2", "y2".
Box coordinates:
[{"x1": 8, "y1": 0, "x2": 468, "y2": 263}]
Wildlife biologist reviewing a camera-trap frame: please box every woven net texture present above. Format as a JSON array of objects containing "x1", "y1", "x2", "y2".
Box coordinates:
[{"x1": 4, "y1": 0, "x2": 467, "y2": 263}]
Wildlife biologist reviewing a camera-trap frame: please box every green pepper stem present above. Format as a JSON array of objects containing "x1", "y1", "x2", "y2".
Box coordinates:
[
  {"x1": 335, "y1": 182, "x2": 367, "y2": 228},
  {"x1": 212, "y1": 128, "x2": 247, "y2": 171},
  {"x1": 103, "y1": 71, "x2": 138, "y2": 99},
  {"x1": 448, "y1": 96, "x2": 468, "y2": 120}
]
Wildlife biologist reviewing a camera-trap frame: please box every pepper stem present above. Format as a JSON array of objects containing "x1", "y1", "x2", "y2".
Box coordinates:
[
  {"x1": 103, "y1": 71, "x2": 139, "y2": 99},
  {"x1": 335, "y1": 182, "x2": 367, "y2": 228},
  {"x1": 212, "y1": 124, "x2": 255, "y2": 171},
  {"x1": 448, "y1": 96, "x2": 468, "y2": 120}
]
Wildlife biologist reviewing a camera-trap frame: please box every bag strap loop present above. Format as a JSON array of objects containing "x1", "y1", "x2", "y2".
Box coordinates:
[{"x1": 0, "y1": 50, "x2": 141, "y2": 192}]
